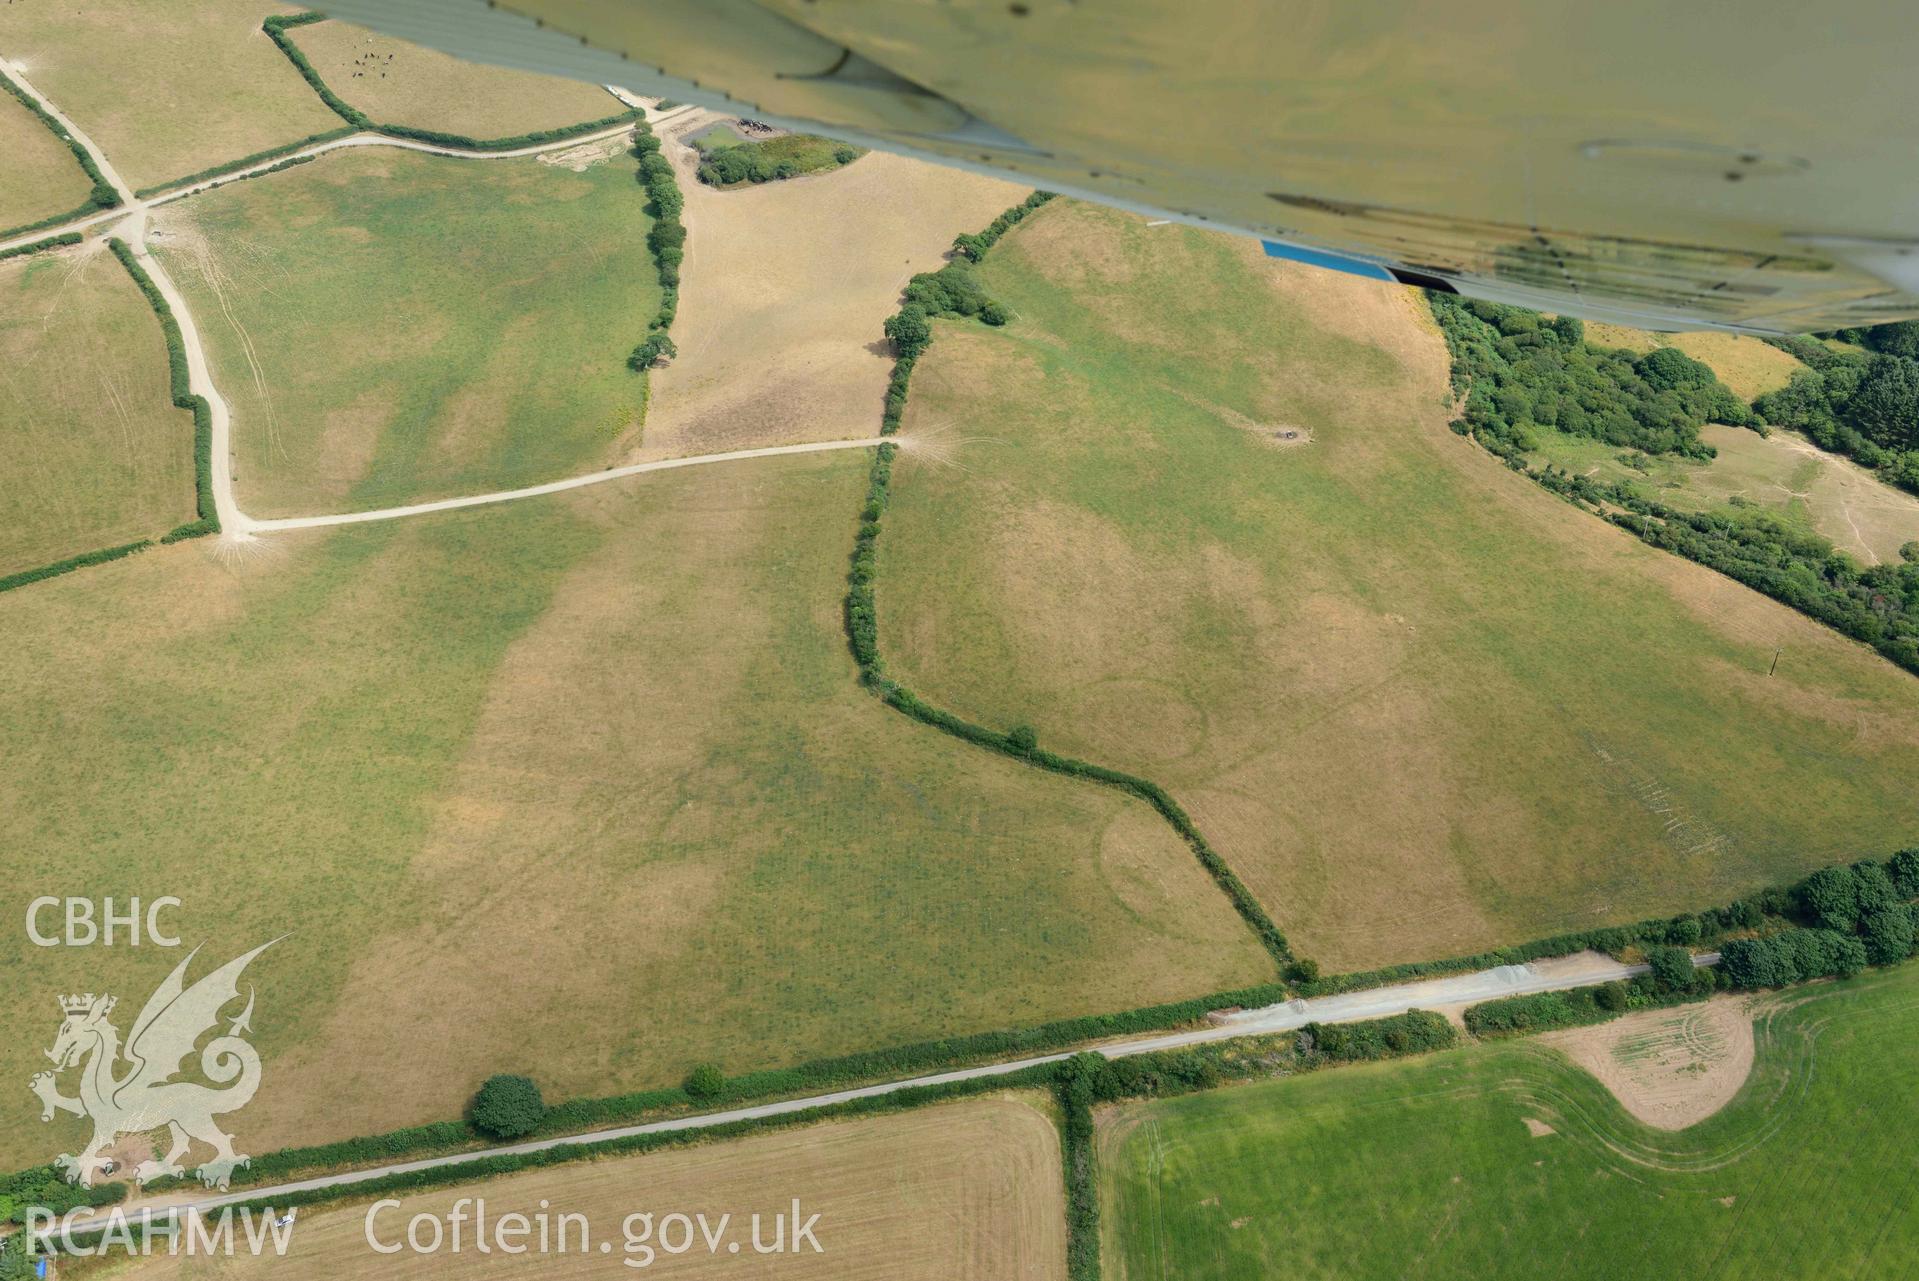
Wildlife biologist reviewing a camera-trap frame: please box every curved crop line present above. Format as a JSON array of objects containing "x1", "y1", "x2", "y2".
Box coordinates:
[{"x1": 841, "y1": 194, "x2": 1296, "y2": 973}]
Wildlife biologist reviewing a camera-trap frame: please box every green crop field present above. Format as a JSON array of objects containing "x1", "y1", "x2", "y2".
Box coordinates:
[
  {"x1": 0, "y1": 247, "x2": 195, "y2": 576},
  {"x1": 287, "y1": 19, "x2": 624, "y2": 140},
  {"x1": 877, "y1": 199, "x2": 1919, "y2": 972},
  {"x1": 1098, "y1": 962, "x2": 1919, "y2": 1279},
  {"x1": 152, "y1": 146, "x2": 658, "y2": 518},
  {"x1": 0, "y1": 86, "x2": 94, "y2": 233},
  {"x1": 0, "y1": 0, "x2": 346, "y2": 192},
  {"x1": 0, "y1": 450, "x2": 1267, "y2": 1167}
]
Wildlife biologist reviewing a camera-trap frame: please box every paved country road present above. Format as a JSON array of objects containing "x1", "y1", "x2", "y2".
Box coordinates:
[{"x1": 77, "y1": 949, "x2": 1716, "y2": 1230}]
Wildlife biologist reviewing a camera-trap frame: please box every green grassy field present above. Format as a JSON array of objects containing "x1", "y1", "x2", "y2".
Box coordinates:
[
  {"x1": 153, "y1": 146, "x2": 658, "y2": 518},
  {"x1": 1099, "y1": 962, "x2": 1919, "y2": 1279},
  {"x1": 0, "y1": 247, "x2": 195, "y2": 576},
  {"x1": 288, "y1": 19, "x2": 624, "y2": 140},
  {"x1": 0, "y1": 0, "x2": 346, "y2": 192},
  {"x1": 877, "y1": 200, "x2": 1919, "y2": 971},
  {"x1": 0, "y1": 85, "x2": 95, "y2": 233},
  {"x1": 0, "y1": 450, "x2": 1267, "y2": 1168}
]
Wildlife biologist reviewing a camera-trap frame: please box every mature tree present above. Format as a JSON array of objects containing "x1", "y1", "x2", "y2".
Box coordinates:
[
  {"x1": 1890, "y1": 847, "x2": 1919, "y2": 898},
  {"x1": 883, "y1": 304, "x2": 933, "y2": 359},
  {"x1": 470, "y1": 1074, "x2": 544, "y2": 1139},
  {"x1": 1637, "y1": 346, "x2": 1716, "y2": 392},
  {"x1": 1862, "y1": 905, "x2": 1917, "y2": 966},
  {"x1": 1799, "y1": 865, "x2": 1863, "y2": 932},
  {"x1": 1853, "y1": 861, "x2": 1900, "y2": 914},
  {"x1": 683, "y1": 1064, "x2": 726, "y2": 1100},
  {"x1": 1847, "y1": 355, "x2": 1919, "y2": 450},
  {"x1": 1647, "y1": 945, "x2": 1695, "y2": 992}
]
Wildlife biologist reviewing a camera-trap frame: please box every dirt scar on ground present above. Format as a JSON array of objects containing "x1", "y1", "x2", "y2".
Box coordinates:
[{"x1": 1541, "y1": 995, "x2": 1757, "y2": 1130}]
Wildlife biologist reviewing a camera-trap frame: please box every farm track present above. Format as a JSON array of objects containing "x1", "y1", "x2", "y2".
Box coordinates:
[
  {"x1": 83, "y1": 949, "x2": 1716, "y2": 1230},
  {"x1": 0, "y1": 73, "x2": 882, "y2": 538}
]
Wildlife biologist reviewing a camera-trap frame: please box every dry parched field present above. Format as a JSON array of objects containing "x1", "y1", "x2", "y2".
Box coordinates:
[
  {"x1": 0, "y1": 452, "x2": 1267, "y2": 1167},
  {"x1": 0, "y1": 83, "x2": 96, "y2": 232},
  {"x1": 877, "y1": 200, "x2": 1919, "y2": 972},
  {"x1": 0, "y1": 0, "x2": 346, "y2": 191},
  {"x1": 102, "y1": 1096, "x2": 1065, "y2": 1279},
  {"x1": 0, "y1": 245, "x2": 195, "y2": 575},
  {"x1": 153, "y1": 146, "x2": 659, "y2": 517},
  {"x1": 286, "y1": 19, "x2": 624, "y2": 140},
  {"x1": 642, "y1": 134, "x2": 1024, "y2": 458}
]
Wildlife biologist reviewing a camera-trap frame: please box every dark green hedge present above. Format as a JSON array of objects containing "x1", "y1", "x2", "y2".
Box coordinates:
[
  {"x1": 107, "y1": 239, "x2": 218, "y2": 533},
  {"x1": 266, "y1": 13, "x2": 639, "y2": 149},
  {"x1": 165, "y1": 974, "x2": 1295, "y2": 1191},
  {"x1": 630, "y1": 122, "x2": 683, "y2": 356},
  {"x1": 0, "y1": 232, "x2": 81, "y2": 262},
  {"x1": 136, "y1": 127, "x2": 355, "y2": 198},
  {"x1": 0, "y1": 67, "x2": 120, "y2": 241},
  {"x1": 850, "y1": 196, "x2": 1294, "y2": 969},
  {"x1": 0, "y1": 540, "x2": 150, "y2": 596}
]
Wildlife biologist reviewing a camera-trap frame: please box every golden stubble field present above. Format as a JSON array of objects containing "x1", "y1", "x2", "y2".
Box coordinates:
[
  {"x1": 98, "y1": 1095, "x2": 1066, "y2": 1280},
  {"x1": 640, "y1": 131, "x2": 1025, "y2": 458}
]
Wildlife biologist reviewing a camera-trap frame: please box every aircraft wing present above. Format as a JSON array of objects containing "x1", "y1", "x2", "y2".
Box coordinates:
[{"x1": 321, "y1": 0, "x2": 1919, "y2": 334}]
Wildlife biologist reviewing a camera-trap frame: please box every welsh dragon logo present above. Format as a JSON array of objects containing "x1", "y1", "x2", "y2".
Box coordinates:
[{"x1": 29, "y1": 941, "x2": 275, "y2": 1191}]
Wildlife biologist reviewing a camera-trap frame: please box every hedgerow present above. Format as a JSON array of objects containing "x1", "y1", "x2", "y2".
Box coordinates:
[
  {"x1": 1305, "y1": 850, "x2": 1918, "y2": 998},
  {"x1": 0, "y1": 67, "x2": 120, "y2": 241},
  {"x1": 0, "y1": 540, "x2": 150, "y2": 597},
  {"x1": 849, "y1": 195, "x2": 1295, "y2": 969},
  {"x1": 106, "y1": 239, "x2": 218, "y2": 534},
  {"x1": 0, "y1": 1164, "x2": 125, "y2": 1227},
  {"x1": 0, "y1": 232, "x2": 81, "y2": 263},
  {"x1": 265, "y1": 13, "x2": 640, "y2": 148},
  {"x1": 628, "y1": 122, "x2": 684, "y2": 366},
  {"x1": 152, "y1": 973, "x2": 1294, "y2": 1192},
  {"x1": 135, "y1": 128, "x2": 354, "y2": 198}
]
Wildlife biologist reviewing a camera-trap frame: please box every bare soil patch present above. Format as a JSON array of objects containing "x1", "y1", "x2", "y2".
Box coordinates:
[
  {"x1": 1544, "y1": 996, "x2": 1758, "y2": 1130},
  {"x1": 641, "y1": 147, "x2": 1024, "y2": 457}
]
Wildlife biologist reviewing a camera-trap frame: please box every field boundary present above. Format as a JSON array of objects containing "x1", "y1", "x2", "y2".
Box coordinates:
[
  {"x1": 132, "y1": 127, "x2": 359, "y2": 199},
  {"x1": 0, "y1": 66, "x2": 120, "y2": 242},
  {"x1": 106, "y1": 239, "x2": 218, "y2": 540},
  {"x1": 846, "y1": 193, "x2": 1296, "y2": 970},
  {"x1": 264, "y1": 12, "x2": 641, "y2": 151},
  {"x1": 0, "y1": 231, "x2": 81, "y2": 263}
]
